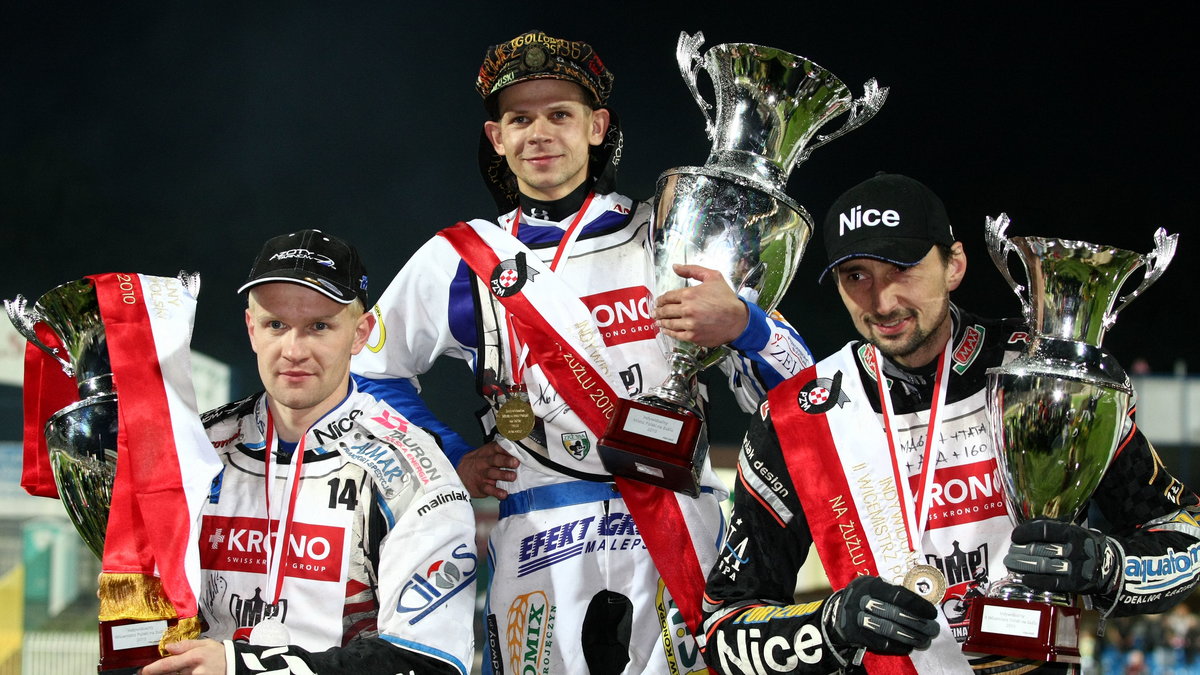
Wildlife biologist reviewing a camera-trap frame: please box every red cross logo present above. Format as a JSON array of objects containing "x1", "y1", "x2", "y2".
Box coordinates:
[{"x1": 498, "y1": 269, "x2": 519, "y2": 287}]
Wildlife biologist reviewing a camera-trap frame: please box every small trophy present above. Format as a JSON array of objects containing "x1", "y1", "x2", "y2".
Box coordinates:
[
  {"x1": 598, "y1": 32, "x2": 886, "y2": 495},
  {"x1": 962, "y1": 216, "x2": 1178, "y2": 662},
  {"x1": 7, "y1": 274, "x2": 204, "y2": 673}
]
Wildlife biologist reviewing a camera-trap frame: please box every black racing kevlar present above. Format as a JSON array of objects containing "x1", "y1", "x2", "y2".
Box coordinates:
[
  {"x1": 1093, "y1": 430, "x2": 1200, "y2": 532},
  {"x1": 701, "y1": 306, "x2": 1200, "y2": 672}
]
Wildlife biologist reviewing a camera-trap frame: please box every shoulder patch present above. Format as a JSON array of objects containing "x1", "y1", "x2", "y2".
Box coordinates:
[
  {"x1": 952, "y1": 324, "x2": 986, "y2": 375},
  {"x1": 338, "y1": 434, "x2": 409, "y2": 499},
  {"x1": 855, "y1": 343, "x2": 891, "y2": 390},
  {"x1": 797, "y1": 371, "x2": 850, "y2": 415}
]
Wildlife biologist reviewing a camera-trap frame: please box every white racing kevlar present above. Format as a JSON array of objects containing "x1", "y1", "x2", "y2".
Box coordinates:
[{"x1": 485, "y1": 468, "x2": 724, "y2": 675}]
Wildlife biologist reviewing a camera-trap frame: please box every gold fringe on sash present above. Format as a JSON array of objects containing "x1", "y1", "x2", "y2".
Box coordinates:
[
  {"x1": 97, "y1": 572, "x2": 201, "y2": 655},
  {"x1": 158, "y1": 615, "x2": 203, "y2": 654}
]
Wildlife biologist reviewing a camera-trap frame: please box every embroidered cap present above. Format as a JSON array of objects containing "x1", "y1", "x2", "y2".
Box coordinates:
[
  {"x1": 819, "y1": 173, "x2": 956, "y2": 282},
  {"x1": 239, "y1": 229, "x2": 368, "y2": 305},
  {"x1": 476, "y1": 29, "x2": 614, "y2": 115}
]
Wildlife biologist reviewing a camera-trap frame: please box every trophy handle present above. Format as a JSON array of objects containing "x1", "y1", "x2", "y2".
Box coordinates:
[
  {"x1": 1104, "y1": 228, "x2": 1178, "y2": 330},
  {"x1": 178, "y1": 270, "x2": 201, "y2": 298},
  {"x1": 676, "y1": 31, "x2": 716, "y2": 140},
  {"x1": 5, "y1": 295, "x2": 75, "y2": 377},
  {"x1": 985, "y1": 214, "x2": 1035, "y2": 325},
  {"x1": 797, "y1": 79, "x2": 889, "y2": 165}
]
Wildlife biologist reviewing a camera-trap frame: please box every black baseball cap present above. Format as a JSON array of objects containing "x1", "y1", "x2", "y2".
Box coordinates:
[
  {"x1": 239, "y1": 229, "x2": 368, "y2": 306},
  {"x1": 819, "y1": 173, "x2": 956, "y2": 282}
]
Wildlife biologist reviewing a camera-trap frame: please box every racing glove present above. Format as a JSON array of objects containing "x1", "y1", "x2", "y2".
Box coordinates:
[
  {"x1": 822, "y1": 575, "x2": 940, "y2": 656},
  {"x1": 1005, "y1": 519, "x2": 1121, "y2": 595}
]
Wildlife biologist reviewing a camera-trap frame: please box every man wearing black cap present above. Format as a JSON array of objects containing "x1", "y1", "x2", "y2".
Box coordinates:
[
  {"x1": 354, "y1": 30, "x2": 812, "y2": 675},
  {"x1": 701, "y1": 174, "x2": 1200, "y2": 673},
  {"x1": 142, "y1": 230, "x2": 477, "y2": 675}
]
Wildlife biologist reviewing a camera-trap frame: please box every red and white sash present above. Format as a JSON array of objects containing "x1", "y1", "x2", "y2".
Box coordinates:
[
  {"x1": 22, "y1": 273, "x2": 222, "y2": 618},
  {"x1": 439, "y1": 220, "x2": 712, "y2": 636},
  {"x1": 769, "y1": 345, "x2": 969, "y2": 674}
]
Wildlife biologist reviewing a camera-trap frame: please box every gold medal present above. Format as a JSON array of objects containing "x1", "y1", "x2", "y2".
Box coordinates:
[
  {"x1": 903, "y1": 564, "x2": 948, "y2": 603},
  {"x1": 496, "y1": 395, "x2": 535, "y2": 441}
]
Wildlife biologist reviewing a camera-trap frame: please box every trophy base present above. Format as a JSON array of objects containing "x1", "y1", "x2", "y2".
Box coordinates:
[
  {"x1": 962, "y1": 596, "x2": 1081, "y2": 663},
  {"x1": 99, "y1": 617, "x2": 178, "y2": 673},
  {"x1": 598, "y1": 398, "x2": 707, "y2": 497}
]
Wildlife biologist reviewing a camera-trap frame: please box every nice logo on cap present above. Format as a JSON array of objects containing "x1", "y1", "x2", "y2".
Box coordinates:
[{"x1": 839, "y1": 205, "x2": 901, "y2": 236}]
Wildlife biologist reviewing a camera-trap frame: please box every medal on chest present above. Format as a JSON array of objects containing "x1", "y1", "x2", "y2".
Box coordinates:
[
  {"x1": 496, "y1": 386, "x2": 536, "y2": 441},
  {"x1": 249, "y1": 616, "x2": 291, "y2": 646},
  {"x1": 493, "y1": 194, "x2": 598, "y2": 443},
  {"x1": 903, "y1": 563, "x2": 949, "y2": 603}
]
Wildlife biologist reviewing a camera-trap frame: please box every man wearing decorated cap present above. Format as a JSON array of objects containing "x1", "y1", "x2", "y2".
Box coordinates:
[
  {"x1": 701, "y1": 173, "x2": 1200, "y2": 673},
  {"x1": 354, "y1": 30, "x2": 813, "y2": 674},
  {"x1": 142, "y1": 230, "x2": 477, "y2": 675}
]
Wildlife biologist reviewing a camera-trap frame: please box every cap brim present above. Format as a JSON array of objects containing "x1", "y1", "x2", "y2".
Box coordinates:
[
  {"x1": 818, "y1": 239, "x2": 936, "y2": 283},
  {"x1": 238, "y1": 274, "x2": 355, "y2": 305}
]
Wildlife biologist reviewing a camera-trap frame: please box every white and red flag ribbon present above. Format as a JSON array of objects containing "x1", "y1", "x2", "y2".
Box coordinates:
[{"x1": 21, "y1": 273, "x2": 221, "y2": 619}]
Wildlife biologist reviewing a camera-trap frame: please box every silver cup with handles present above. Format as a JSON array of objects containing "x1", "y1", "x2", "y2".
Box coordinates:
[
  {"x1": 599, "y1": 31, "x2": 887, "y2": 495},
  {"x1": 963, "y1": 215, "x2": 1177, "y2": 662}
]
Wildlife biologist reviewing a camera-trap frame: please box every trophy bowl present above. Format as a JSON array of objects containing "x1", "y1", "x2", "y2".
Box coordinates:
[
  {"x1": 45, "y1": 394, "x2": 119, "y2": 560},
  {"x1": 597, "y1": 32, "x2": 885, "y2": 495}
]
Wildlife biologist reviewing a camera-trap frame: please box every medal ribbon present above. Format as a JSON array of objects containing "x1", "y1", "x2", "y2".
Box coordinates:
[
  {"x1": 503, "y1": 192, "x2": 596, "y2": 409},
  {"x1": 438, "y1": 220, "x2": 710, "y2": 636},
  {"x1": 261, "y1": 408, "x2": 308, "y2": 605},
  {"x1": 506, "y1": 190, "x2": 596, "y2": 388},
  {"x1": 507, "y1": 191, "x2": 596, "y2": 272},
  {"x1": 872, "y1": 340, "x2": 952, "y2": 561}
]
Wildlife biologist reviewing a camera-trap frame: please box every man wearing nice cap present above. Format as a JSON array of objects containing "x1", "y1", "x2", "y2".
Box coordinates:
[
  {"x1": 701, "y1": 173, "x2": 1200, "y2": 673},
  {"x1": 142, "y1": 230, "x2": 476, "y2": 675},
  {"x1": 354, "y1": 30, "x2": 813, "y2": 674}
]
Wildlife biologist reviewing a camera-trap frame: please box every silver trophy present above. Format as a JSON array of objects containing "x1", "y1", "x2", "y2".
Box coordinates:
[
  {"x1": 963, "y1": 216, "x2": 1178, "y2": 662},
  {"x1": 598, "y1": 32, "x2": 887, "y2": 495},
  {"x1": 7, "y1": 273, "x2": 201, "y2": 672},
  {"x1": 7, "y1": 278, "x2": 120, "y2": 559}
]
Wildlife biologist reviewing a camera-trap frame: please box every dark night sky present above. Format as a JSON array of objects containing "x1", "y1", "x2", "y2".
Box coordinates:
[{"x1": 3, "y1": 2, "x2": 1196, "y2": 444}]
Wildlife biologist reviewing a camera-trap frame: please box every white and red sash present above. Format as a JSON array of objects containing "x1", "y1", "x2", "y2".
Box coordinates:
[
  {"x1": 438, "y1": 220, "x2": 711, "y2": 636},
  {"x1": 769, "y1": 345, "x2": 970, "y2": 674},
  {"x1": 22, "y1": 273, "x2": 221, "y2": 618}
]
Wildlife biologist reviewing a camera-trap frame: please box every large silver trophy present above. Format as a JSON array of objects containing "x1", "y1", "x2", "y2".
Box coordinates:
[
  {"x1": 598, "y1": 32, "x2": 886, "y2": 495},
  {"x1": 963, "y1": 216, "x2": 1178, "y2": 662},
  {"x1": 7, "y1": 273, "x2": 199, "y2": 673}
]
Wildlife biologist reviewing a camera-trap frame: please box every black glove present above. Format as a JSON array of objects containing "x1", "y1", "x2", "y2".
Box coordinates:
[
  {"x1": 823, "y1": 576, "x2": 940, "y2": 656},
  {"x1": 1005, "y1": 519, "x2": 1121, "y2": 595}
]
